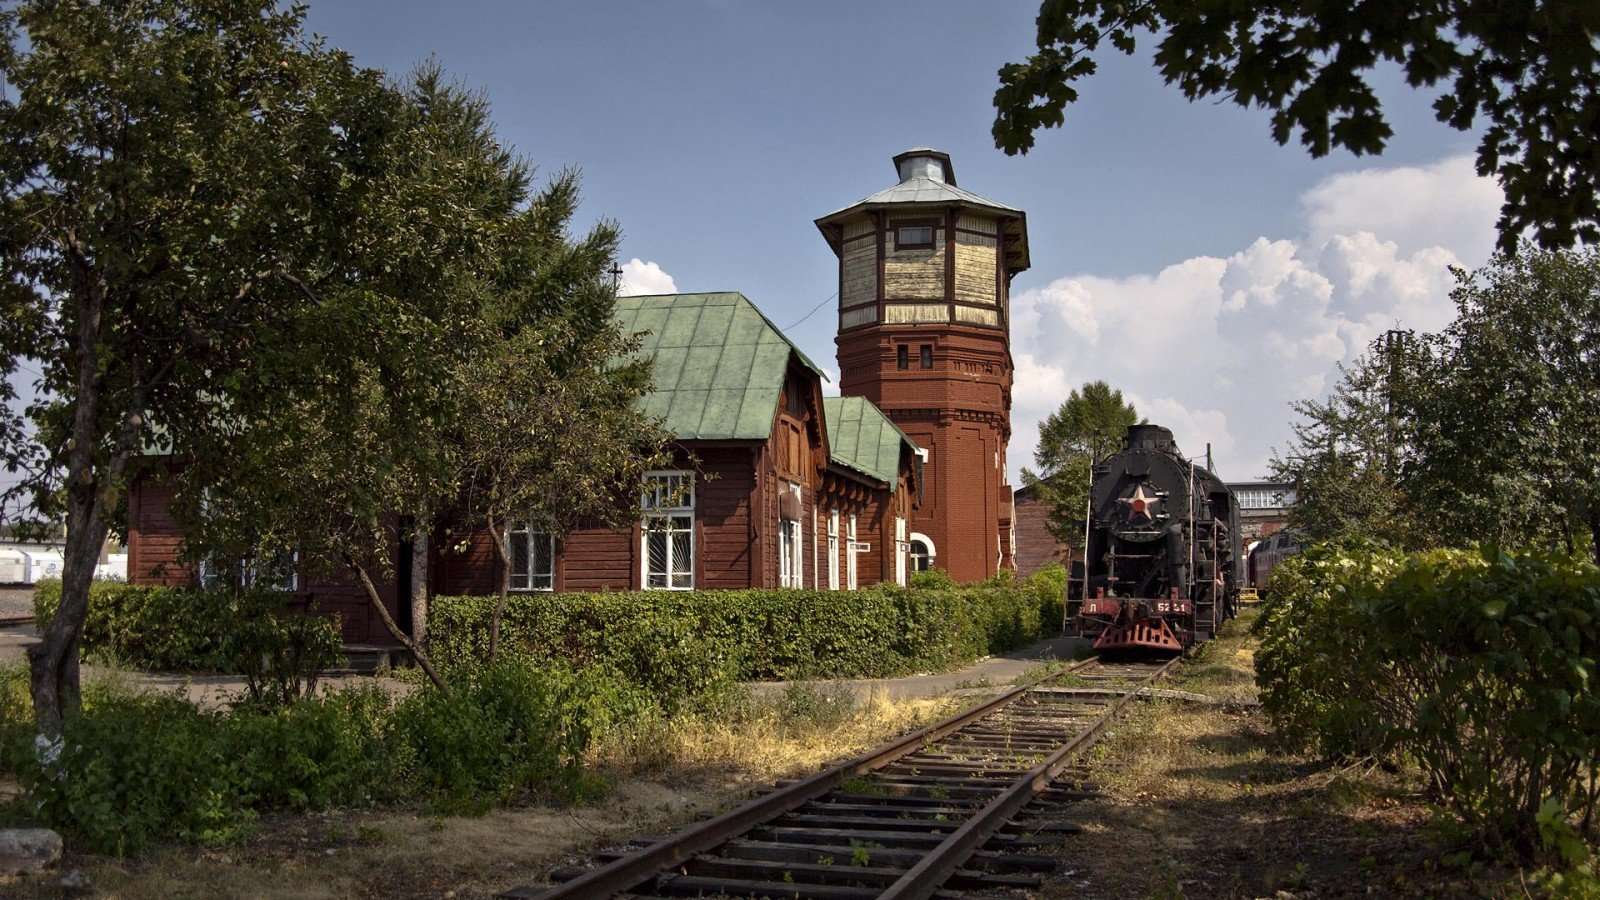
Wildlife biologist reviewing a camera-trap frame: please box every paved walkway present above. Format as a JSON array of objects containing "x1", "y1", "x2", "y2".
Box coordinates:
[
  {"x1": 1, "y1": 623, "x2": 1091, "y2": 708},
  {"x1": 745, "y1": 635, "x2": 1092, "y2": 702}
]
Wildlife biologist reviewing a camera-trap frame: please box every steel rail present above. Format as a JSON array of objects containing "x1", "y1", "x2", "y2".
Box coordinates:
[
  {"x1": 876, "y1": 655, "x2": 1178, "y2": 900},
  {"x1": 506, "y1": 657, "x2": 1099, "y2": 900}
]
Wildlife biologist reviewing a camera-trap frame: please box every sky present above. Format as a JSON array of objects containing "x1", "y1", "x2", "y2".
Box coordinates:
[{"x1": 6, "y1": 0, "x2": 1507, "y2": 501}]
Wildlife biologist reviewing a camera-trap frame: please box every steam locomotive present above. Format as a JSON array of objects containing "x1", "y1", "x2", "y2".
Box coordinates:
[{"x1": 1068, "y1": 424, "x2": 1241, "y2": 654}]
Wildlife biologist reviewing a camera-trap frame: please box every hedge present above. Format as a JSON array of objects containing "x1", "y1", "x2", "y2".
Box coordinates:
[
  {"x1": 1254, "y1": 543, "x2": 1600, "y2": 859},
  {"x1": 430, "y1": 569, "x2": 1066, "y2": 710},
  {"x1": 32, "y1": 579, "x2": 342, "y2": 703}
]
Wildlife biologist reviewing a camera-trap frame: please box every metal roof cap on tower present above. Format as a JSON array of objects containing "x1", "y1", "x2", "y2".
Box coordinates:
[{"x1": 815, "y1": 149, "x2": 1030, "y2": 273}]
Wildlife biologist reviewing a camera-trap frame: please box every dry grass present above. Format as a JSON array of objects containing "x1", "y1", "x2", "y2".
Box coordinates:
[{"x1": 0, "y1": 684, "x2": 965, "y2": 900}]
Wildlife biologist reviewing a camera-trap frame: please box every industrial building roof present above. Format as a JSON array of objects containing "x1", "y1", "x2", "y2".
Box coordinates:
[
  {"x1": 822, "y1": 395, "x2": 917, "y2": 485},
  {"x1": 615, "y1": 291, "x2": 825, "y2": 441}
]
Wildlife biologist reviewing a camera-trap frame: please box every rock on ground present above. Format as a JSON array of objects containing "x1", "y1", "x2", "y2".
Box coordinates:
[{"x1": 0, "y1": 828, "x2": 63, "y2": 874}]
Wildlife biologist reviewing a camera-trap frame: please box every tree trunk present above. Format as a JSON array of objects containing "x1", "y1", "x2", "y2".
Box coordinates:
[
  {"x1": 410, "y1": 525, "x2": 429, "y2": 644},
  {"x1": 345, "y1": 555, "x2": 446, "y2": 690},
  {"x1": 486, "y1": 514, "x2": 510, "y2": 662},
  {"x1": 28, "y1": 266, "x2": 112, "y2": 738},
  {"x1": 1590, "y1": 509, "x2": 1600, "y2": 568}
]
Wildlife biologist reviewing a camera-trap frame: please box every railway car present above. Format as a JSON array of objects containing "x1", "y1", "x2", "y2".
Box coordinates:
[
  {"x1": 1068, "y1": 424, "x2": 1241, "y2": 655},
  {"x1": 1247, "y1": 530, "x2": 1302, "y2": 596}
]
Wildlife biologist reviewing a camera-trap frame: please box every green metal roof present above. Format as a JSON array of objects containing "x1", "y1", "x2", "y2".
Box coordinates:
[
  {"x1": 616, "y1": 292, "x2": 825, "y2": 441},
  {"x1": 822, "y1": 396, "x2": 918, "y2": 485}
]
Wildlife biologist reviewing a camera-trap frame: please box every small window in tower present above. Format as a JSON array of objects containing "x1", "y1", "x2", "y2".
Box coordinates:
[
  {"x1": 919, "y1": 345, "x2": 933, "y2": 369},
  {"x1": 894, "y1": 221, "x2": 935, "y2": 250},
  {"x1": 896, "y1": 345, "x2": 909, "y2": 370}
]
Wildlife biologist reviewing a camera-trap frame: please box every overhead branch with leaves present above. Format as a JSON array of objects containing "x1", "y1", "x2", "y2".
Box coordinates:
[{"x1": 994, "y1": 0, "x2": 1600, "y2": 252}]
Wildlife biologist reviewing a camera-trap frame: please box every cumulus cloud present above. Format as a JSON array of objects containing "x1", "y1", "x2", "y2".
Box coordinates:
[
  {"x1": 616, "y1": 258, "x2": 678, "y2": 296},
  {"x1": 1008, "y1": 154, "x2": 1498, "y2": 482}
]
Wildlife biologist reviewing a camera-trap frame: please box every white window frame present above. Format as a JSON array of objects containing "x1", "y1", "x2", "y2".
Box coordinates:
[
  {"x1": 779, "y1": 483, "x2": 804, "y2": 588},
  {"x1": 202, "y1": 550, "x2": 298, "y2": 592},
  {"x1": 847, "y1": 514, "x2": 859, "y2": 590},
  {"x1": 642, "y1": 470, "x2": 695, "y2": 590},
  {"x1": 507, "y1": 521, "x2": 556, "y2": 592},
  {"x1": 908, "y1": 531, "x2": 935, "y2": 574},
  {"x1": 827, "y1": 510, "x2": 840, "y2": 591},
  {"x1": 895, "y1": 516, "x2": 908, "y2": 587}
]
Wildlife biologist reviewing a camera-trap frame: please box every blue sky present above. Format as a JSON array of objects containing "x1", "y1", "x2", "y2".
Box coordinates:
[
  {"x1": 301, "y1": 0, "x2": 1502, "y2": 480},
  {"x1": 4, "y1": 0, "x2": 1505, "y2": 510}
]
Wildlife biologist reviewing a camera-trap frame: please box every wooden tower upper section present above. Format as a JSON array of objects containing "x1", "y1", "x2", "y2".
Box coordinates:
[
  {"x1": 815, "y1": 149, "x2": 1030, "y2": 337},
  {"x1": 815, "y1": 150, "x2": 1031, "y2": 581}
]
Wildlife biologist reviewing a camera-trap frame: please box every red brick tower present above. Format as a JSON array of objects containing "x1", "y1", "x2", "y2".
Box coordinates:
[{"x1": 815, "y1": 150, "x2": 1030, "y2": 582}]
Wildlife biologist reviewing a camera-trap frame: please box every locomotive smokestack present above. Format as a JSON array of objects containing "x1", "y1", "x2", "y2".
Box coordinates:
[{"x1": 1125, "y1": 424, "x2": 1176, "y2": 452}]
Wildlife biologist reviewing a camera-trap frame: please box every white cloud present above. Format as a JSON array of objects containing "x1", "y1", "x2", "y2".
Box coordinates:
[
  {"x1": 819, "y1": 365, "x2": 841, "y2": 397},
  {"x1": 1008, "y1": 154, "x2": 1499, "y2": 482},
  {"x1": 1300, "y1": 155, "x2": 1503, "y2": 264},
  {"x1": 616, "y1": 258, "x2": 677, "y2": 296}
]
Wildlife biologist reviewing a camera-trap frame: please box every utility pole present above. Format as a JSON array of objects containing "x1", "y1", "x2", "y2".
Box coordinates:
[
  {"x1": 1383, "y1": 329, "x2": 1407, "y2": 479},
  {"x1": 609, "y1": 262, "x2": 623, "y2": 291}
]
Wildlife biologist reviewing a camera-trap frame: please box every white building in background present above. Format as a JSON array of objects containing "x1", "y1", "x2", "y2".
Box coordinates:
[{"x1": 0, "y1": 542, "x2": 126, "y2": 584}]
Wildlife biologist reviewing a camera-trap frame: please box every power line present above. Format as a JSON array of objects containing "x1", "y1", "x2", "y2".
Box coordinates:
[{"x1": 783, "y1": 291, "x2": 839, "y2": 331}]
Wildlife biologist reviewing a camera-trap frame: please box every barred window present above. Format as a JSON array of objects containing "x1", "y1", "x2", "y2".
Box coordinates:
[{"x1": 642, "y1": 471, "x2": 694, "y2": 590}]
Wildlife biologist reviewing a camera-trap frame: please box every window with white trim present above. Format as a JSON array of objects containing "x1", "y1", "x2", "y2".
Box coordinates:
[
  {"x1": 201, "y1": 551, "x2": 297, "y2": 592},
  {"x1": 894, "y1": 516, "x2": 908, "y2": 586},
  {"x1": 779, "y1": 483, "x2": 803, "y2": 588},
  {"x1": 508, "y1": 522, "x2": 555, "y2": 591},
  {"x1": 827, "y1": 510, "x2": 840, "y2": 590},
  {"x1": 642, "y1": 471, "x2": 695, "y2": 590},
  {"x1": 846, "y1": 514, "x2": 859, "y2": 590}
]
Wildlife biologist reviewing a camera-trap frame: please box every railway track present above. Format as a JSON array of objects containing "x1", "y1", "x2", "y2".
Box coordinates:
[{"x1": 504, "y1": 656, "x2": 1177, "y2": 900}]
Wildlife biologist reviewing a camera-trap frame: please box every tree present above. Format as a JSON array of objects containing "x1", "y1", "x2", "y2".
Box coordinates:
[
  {"x1": 1269, "y1": 345, "x2": 1420, "y2": 547},
  {"x1": 1403, "y1": 250, "x2": 1600, "y2": 561},
  {"x1": 1022, "y1": 381, "x2": 1139, "y2": 547},
  {"x1": 993, "y1": 0, "x2": 1600, "y2": 252},
  {"x1": 0, "y1": 0, "x2": 403, "y2": 735},
  {"x1": 454, "y1": 170, "x2": 672, "y2": 661}
]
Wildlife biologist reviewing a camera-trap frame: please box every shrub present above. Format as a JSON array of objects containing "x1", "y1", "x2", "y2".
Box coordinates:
[
  {"x1": 429, "y1": 580, "x2": 1063, "y2": 700},
  {"x1": 1255, "y1": 543, "x2": 1600, "y2": 857},
  {"x1": 32, "y1": 579, "x2": 341, "y2": 699},
  {"x1": 1, "y1": 657, "x2": 628, "y2": 854}
]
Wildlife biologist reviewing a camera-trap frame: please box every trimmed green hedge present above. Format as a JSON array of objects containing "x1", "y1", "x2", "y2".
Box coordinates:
[
  {"x1": 32, "y1": 580, "x2": 342, "y2": 703},
  {"x1": 431, "y1": 571, "x2": 1066, "y2": 709}
]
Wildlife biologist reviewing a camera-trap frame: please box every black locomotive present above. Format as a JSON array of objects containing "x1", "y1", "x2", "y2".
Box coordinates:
[{"x1": 1068, "y1": 424, "x2": 1241, "y2": 654}]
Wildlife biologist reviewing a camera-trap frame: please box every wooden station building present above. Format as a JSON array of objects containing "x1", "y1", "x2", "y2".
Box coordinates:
[
  {"x1": 125, "y1": 148, "x2": 1033, "y2": 643},
  {"x1": 126, "y1": 292, "x2": 922, "y2": 643}
]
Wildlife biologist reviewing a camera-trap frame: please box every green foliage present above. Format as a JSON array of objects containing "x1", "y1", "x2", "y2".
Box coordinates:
[
  {"x1": 992, "y1": 1, "x2": 1600, "y2": 252},
  {"x1": 1022, "y1": 380, "x2": 1139, "y2": 547},
  {"x1": 1256, "y1": 543, "x2": 1600, "y2": 857},
  {"x1": 908, "y1": 568, "x2": 956, "y2": 590},
  {"x1": 1272, "y1": 250, "x2": 1600, "y2": 563},
  {"x1": 0, "y1": 658, "x2": 619, "y2": 855},
  {"x1": 32, "y1": 579, "x2": 342, "y2": 703},
  {"x1": 430, "y1": 578, "x2": 1065, "y2": 707}
]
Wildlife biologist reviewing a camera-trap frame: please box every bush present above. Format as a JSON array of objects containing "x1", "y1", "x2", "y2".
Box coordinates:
[
  {"x1": 0, "y1": 657, "x2": 625, "y2": 854},
  {"x1": 1255, "y1": 543, "x2": 1600, "y2": 857},
  {"x1": 32, "y1": 580, "x2": 342, "y2": 700},
  {"x1": 429, "y1": 578, "x2": 1064, "y2": 706}
]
